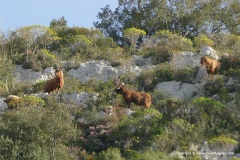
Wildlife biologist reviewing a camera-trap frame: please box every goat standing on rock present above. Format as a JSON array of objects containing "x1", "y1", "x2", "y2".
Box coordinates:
[
  {"x1": 200, "y1": 55, "x2": 221, "y2": 75},
  {"x1": 114, "y1": 79, "x2": 152, "y2": 109},
  {"x1": 44, "y1": 68, "x2": 64, "y2": 94}
]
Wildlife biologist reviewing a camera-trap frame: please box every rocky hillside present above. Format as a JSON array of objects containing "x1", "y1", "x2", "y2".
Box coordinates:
[
  {"x1": 0, "y1": 46, "x2": 222, "y2": 110},
  {"x1": 1, "y1": 45, "x2": 240, "y2": 160}
]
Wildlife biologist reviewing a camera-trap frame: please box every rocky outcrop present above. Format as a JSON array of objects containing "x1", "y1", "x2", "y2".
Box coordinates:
[
  {"x1": 61, "y1": 92, "x2": 99, "y2": 108},
  {"x1": 5, "y1": 47, "x2": 224, "y2": 108},
  {"x1": 170, "y1": 51, "x2": 201, "y2": 69},
  {"x1": 67, "y1": 59, "x2": 154, "y2": 82},
  {"x1": 14, "y1": 65, "x2": 55, "y2": 84},
  {"x1": 196, "y1": 66, "x2": 209, "y2": 83},
  {"x1": 155, "y1": 81, "x2": 204, "y2": 100},
  {"x1": 67, "y1": 60, "x2": 117, "y2": 82}
]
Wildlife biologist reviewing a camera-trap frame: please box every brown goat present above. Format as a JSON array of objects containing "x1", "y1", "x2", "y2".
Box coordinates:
[
  {"x1": 114, "y1": 81, "x2": 152, "y2": 109},
  {"x1": 4, "y1": 95, "x2": 20, "y2": 109},
  {"x1": 44, "y1": 68, "x2": 64, "y2": 94},
  {"x1": 200, "y1": 55, "x2": 221, "y2": 74}
]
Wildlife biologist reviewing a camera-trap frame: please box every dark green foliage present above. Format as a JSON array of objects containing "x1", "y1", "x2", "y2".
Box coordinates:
[
  {"x1": 21, "y1": 50, "x2": 58, "y2": 71},
  {"x1": 219, "y1": 55, "x2": 240, "y2": 73},
  {"x1": 110, "y1": 109, "x2": 163, "y2": 151},
  {"x1": 191, "y1": 97, "x2": 240, "y2": 135},
  {"x1": 97, "y1": 148, "x2": 125, "y2": 160},
  {"x1": 32, "y1": 80, "x2": 45, "y2": 93},
  {"x1": 0, "y1": 97, "x2": 76, "y2": 160},
  {"x1": 224, "y1": 68, "x2": 240, "y2": 82},
  {"x1": 141, "y1": 46, "x2": 172, "y2": 64},
  {"x1": 136, "y1": 63, "x2": 175, "y2": 92},
  {"x1": 10, "y1": 96, "x2": 44, "y2": 109},
  {"x1": 0, "y1": 55, "x2": 14, "y2": 96},
  {"x1": 204, "y1": 77, "x2": 225, "y2": 96},
  {"x1": 175, "y1": 68, "x2": 196, "y2": 83},
  {"x1": 155, "y1": 98, "x2": 183, "y2": 121},
  {"x1": 75, "y1": 107, "x2": 119, "y2": 153}
]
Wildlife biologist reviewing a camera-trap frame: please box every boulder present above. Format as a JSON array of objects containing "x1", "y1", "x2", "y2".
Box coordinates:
[
  {"x1": 155, "y1": 81, "x2": 203, "y2": 100},
  {"x1": 170, "y1": 51, "x2": 202, "y2": 69},
  {"x1": 14, "y1": 65, "x2": 55, "y2": 84},
  {"x1": 61, "y1": 92, "x2": 98, "y2": 108},
  {"x1": 196, "y1": 66, "x2": 209, "y2": 83},
  {"x1": 0, "y1": 97, "x2": 8, "y2": 111},
  {"x1": 67, "y1": 60, "x2": 117, "y2": 82},
  {"x1": 132, "y1": 55, "x2": 153, "y2": 66},
  {"x1": 200, "y1": 46, "x2": 219, "y2": 60},
  {"x1": 68, "y1": 60, "x2": 155, "y2": 82}
]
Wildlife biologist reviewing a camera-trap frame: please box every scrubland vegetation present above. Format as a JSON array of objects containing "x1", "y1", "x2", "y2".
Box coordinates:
[{"x1": 0, "y1": 0, "x2": 240, "y2": 159}]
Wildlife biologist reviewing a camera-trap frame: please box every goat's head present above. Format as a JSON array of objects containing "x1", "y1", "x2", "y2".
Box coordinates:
[
  {"x1": 114, "y1": 82, "x2": 125, "y2": 94},
  {"x1": 55, "y1": 68, "x2": 63, "y2": 77},
  {"x1": 113, "y1": 75, "x2": 125, "y2": 94},
  {"x1": 200, "y1": 55, "x2": 209, "y2": 66}
]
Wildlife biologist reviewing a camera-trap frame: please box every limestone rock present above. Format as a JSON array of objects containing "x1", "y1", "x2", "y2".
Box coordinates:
[
  {"x1": 200, "y1": 46, "x2": 219, "y2": 60},
  {"x1": 155, "y1": 81, "x2": 203, "y2": 100}
]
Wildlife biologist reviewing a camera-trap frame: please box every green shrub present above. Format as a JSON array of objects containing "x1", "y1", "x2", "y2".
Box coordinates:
[
  {"x1": 97, "y1": 148, "x2": 125, "y2": 160},
  {"x1": 0, "y1": 98, "x2": 76, "y2": 160},
  {"x1": 21, "y1": 49, "x2": 58, "y2": 71},
  {"x1": 190, "y1": 97, "x2": 240, "y2": 135},
  {"x1": 9, "y1": 81, "x2": 35, "y2": 96},
  {"x1": 224, "y1": 68, "x2": 240, "y2": 82},
  {"x1": 139, "y1": 149, "x2": 180, "y2": 160},
  {"x1": 112, "y1": 109, "x2": 163, "y2": 150},
  {"x1": 0, "y1": 136, "x2": 19, "y2": 160},
  {"x1": 230, "y1": 157, "x2": 240, "y2": 160},
  {"x1": 194, "y1": 34, "x2": 214, "y2": 47},
  {"x1": 8, "y1": 96, "x2": 45, "y2": 109},
  {"x1": 32, "y1": 80, "x2": 45, "y2": 93},
  {"x1": 219, "y1": 55, "x2": 240, "y2": 73},
  {"x1": 154, "y1": 30, "x2": 194, "y2": 51},
  {"x1": 209, "y1": 135, "x2": 238, "y2": 151},
  {"x1": 153, "y1": 63, "x2": 175, "y2": 83},
  {"x1": 192, "y1": 97, "x2": 224, "y2": 110},
  {"x1": 204, "y1": 77, "x2": 225, "y2": 96},
  {"x1": 175, "y1": 68, "x2": 196, "y2": 83},
  {"x1": 155, "y1": 98, "x2": 183, "y2": 121},
  {"x1": 21, "y1": 53, "x2": 42, "y2": 71},
  {"x1": 136, "y1": 63, "x2": 176, "y2": 92},
  {"x1": 12, "y1": 54, "x2": 25, "y2": 65},
  {"x1": 141, "y1": 46, "x2": 172, "y2": 64},
  {"x1": 122, "y1": 149, "x2": 141, "y2": 160},
  {"x1": 38, "y1": 49, "x2": 58, "y2": 69}
]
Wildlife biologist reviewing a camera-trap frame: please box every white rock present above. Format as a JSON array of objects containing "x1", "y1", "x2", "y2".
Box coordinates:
[
  {"x1": 132, "y1": 55, "x2": 153, "y2": 66},
  {"x1": 155, "y1": 81, "x2": 202, "y2": 100},
  {"x1": 200, "y1": 46, "x2": 219, "y2": 60},
  {"x1": 14, "y1": 66, "x2": 55, "y2": 84},
  {"x1": 68, "y1": 60, "x2": 117, "y2": 82},
  {"x1": 61, "y1": 92, "x2": 98, "y2": 108},
  {"x1": 196, "y1": 66, "x2": 209, "y2": 83},
  {"x1": 0, "y1": 97, "x2": 8, "y2": 111},
  {"x1": 68, "y1": 60, "x2": 155, "y2": 82},
  {"x1": 170, "y1": 51, "x2": 202, "y2": 69}
]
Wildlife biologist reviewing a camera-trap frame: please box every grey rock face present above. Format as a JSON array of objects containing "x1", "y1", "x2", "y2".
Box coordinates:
[{"x1": 155, "y1": 81, "x2": 203, "y2": 100}]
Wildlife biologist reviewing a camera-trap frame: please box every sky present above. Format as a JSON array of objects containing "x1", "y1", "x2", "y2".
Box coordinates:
[{"x1": 0, "y1": 0, "x2": 118, "y2": 32}]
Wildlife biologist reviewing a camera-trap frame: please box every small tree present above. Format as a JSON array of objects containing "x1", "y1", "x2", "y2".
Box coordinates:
[{"x1": 123, "y1": 27, "x2": 146, "y2": 53}]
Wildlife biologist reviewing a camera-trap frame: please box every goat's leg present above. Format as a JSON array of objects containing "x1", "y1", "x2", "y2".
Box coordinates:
[{"x1": 127, "y1": 103, "x2": 131, "y2": 108}]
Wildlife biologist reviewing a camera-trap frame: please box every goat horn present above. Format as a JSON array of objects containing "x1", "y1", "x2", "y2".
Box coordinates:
[{"x1": 118, "y1": 74, "x2": 122, "y2": 81}]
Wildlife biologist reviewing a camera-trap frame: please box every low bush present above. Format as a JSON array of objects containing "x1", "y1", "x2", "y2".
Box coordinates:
[{"x1": 204, "y1": 77, "x2": 225, "y2": 96}]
